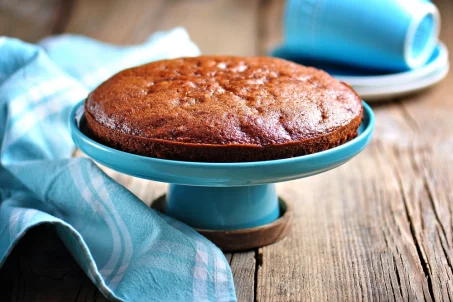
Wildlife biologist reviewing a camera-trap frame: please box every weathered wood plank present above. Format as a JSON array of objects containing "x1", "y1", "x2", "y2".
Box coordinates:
[
  {"x1": 388, "y1": 0, "x2": 453, "y2": 300},
  {"x1": 0, "y1": 225, "x2": 109, "y2": 302},
  {"x1": 258, "y1": 147, "x2": 431, "y2": 301},
  {"x1": 230, "y1": 252, "x2": 256, "y2": 302}
]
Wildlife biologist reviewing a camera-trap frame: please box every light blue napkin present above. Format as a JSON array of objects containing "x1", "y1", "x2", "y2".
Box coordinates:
[{"x1": 0, "y1": 28, "x2": 236, "y2": 302}]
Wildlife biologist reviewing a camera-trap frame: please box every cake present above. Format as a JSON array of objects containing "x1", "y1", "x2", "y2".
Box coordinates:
[{"x1": 85, "y1": 56, "x2": 363, "y2": 162}]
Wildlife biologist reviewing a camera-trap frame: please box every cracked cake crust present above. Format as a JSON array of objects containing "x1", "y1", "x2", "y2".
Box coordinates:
[{"x1": 85, "y1": 56, "x2": 363, "y2": 162}]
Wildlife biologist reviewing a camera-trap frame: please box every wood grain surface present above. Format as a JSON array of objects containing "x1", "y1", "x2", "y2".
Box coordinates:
[{"x1": 1, "y1": 0, "x2": 453, "y2": 301}]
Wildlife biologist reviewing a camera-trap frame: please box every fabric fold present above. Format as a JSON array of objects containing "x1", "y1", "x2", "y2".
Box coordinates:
[{"x1": 0, "y1": 29, "x2": 236, "y2": 302}]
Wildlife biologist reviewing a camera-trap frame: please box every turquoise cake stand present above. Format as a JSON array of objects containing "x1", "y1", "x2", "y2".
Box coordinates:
[{"x1": 70, "y1": 101, "x2": 375, "y2": 250}]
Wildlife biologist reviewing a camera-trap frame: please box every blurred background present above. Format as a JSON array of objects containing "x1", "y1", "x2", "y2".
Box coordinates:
[
  {"x1": 2, "y1": 0, "x2": 449, "y2": 102},
  {"x1": 0, "y1": 0, "x2": 282, "y2": 56}
]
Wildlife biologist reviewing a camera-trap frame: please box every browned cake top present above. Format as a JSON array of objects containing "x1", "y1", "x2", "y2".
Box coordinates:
[{"x1": 86, "y1": 56, "x2": 362, "y2": 146}]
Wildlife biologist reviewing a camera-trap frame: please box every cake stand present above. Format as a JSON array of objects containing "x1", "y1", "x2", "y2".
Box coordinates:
[{"x1": 70, "y1": 101, "x2": 375, "y2": 251}]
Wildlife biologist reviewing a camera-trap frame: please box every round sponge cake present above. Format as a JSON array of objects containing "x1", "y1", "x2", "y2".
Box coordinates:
[{"x1": 85, "y1": 56, "x2": 363, "y2": 162}]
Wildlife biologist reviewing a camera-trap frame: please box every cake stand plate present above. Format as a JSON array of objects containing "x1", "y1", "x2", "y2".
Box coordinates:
[{"x1": 70, "y1": 101, "x2": 375, "y2": 251}]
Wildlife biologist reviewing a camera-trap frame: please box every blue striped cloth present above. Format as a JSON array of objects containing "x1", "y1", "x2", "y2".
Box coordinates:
[{"x1": 0, "y1": 28, "x2": 236, "y2": 302}]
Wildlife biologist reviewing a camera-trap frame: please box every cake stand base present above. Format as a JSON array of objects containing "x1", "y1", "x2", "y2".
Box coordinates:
[
  {"x1": 151, "y1": 195, "x2": 292, "y2": 252},
  {"x1": 167, "y1": 184, "x2": 280, "y2": 230},
  {"x1": 70, "y1": 100, "x2": 374, "y2": 252}
]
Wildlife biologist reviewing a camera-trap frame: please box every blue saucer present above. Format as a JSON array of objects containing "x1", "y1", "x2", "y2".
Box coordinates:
[{"x1": 70, "y1": 101, "x2": 375, "y2": 230}]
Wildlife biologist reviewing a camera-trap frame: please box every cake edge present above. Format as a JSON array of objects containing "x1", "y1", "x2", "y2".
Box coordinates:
[{"x1": 84, "y1": 103, "x2": 364, "y2": 162}]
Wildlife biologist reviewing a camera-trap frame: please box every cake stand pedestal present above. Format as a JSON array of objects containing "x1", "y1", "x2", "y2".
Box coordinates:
[{"x1": 70, "y1": 101, "x2": 374, "y2": 251}]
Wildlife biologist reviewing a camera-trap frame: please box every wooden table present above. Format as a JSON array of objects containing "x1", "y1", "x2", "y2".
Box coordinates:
[{"x1": 1, "y1": 0, "x2": 452, "y2": 301}]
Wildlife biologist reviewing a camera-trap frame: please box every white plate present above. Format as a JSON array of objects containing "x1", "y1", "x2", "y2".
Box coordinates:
[{"x1": 351, "y1": 62, "x2": 449, "y2": 101}]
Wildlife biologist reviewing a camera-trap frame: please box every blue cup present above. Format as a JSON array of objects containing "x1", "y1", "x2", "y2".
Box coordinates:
[{"x1": 281, "y1": 0, "x2": 440, "y2": 71}]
